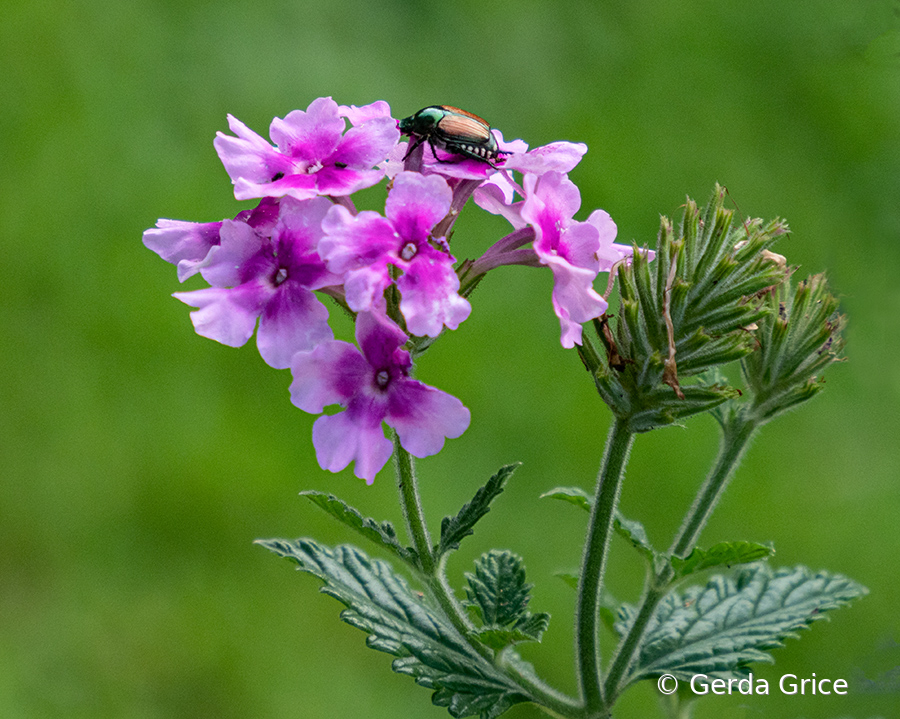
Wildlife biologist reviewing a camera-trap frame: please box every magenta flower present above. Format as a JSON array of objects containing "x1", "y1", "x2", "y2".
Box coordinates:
[
  {"x1": 214, "y1": 97, "x2": 400, "y2": 202},
  {"x1": 318, "y1": 171, "x2": 471, "y2": 337},
  {"x1": 520, "y1": 172, "x2": 635, "y2": 348},
  {"x1": 290, "y1": 312, "x2": 470, "y2": 483},
  {"x1": 142, "y1": 198, "x2": 280, "y2": 282},
  {"x1": 173, "y1": 196, "x2": 341, "y2": 369}
]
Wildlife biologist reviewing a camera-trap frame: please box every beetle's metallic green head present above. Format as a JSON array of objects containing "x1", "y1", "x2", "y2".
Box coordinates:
[{"x1": 399, "y1": 106, "x2": 444, "y2": 137}]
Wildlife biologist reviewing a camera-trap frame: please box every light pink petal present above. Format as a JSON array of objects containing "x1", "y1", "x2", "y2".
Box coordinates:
[
  {"x1": 386, "y1": 172, "x2": 452, "y2": 242},
  {"x1": 142, "y1": 219, "x2": 222, "y2": 281},
  {"x1": 173, "y1": 282, "x2": 271, "y2": 348},
  {"x1": 387, "y1": 381, "x2": 470, "y2": 457},
  {"x1": 270, "y1": 97, "x2": 345, "y2": 164},
  {"x1": 397, "y1": 251, "x2": 471, "y2": 337},
  {"x1": 542, "y1": 256, "x2": 608, "y2": 348},
  {"x1": 290, "y1": 340, "x2": 369, "y2": 413},
  {"x1": 276, "y1": 196, "x2": 332, "y2": 256},
  {"x1": 559, "y1": 221, "x2": 602, "y2": 273},
  {"x1": 505, "y1": 141, "x2": 587, "y2": 175},
  {"x1": 343, "y1": 265, "x2": 393, "y2": 313},
  {"x1": 256, "y1": 283, "x2": 334, "y2": 369},
  {"x1": 214, "y1": 115, "x2": 292, "y2": 187},
  {"x1": 311, "y1": 412, "x2": 393, "y2": 483},
  {"x1": 339, "y1": 100, "x2": 395, "y2": 126},
  {"x1": 331, "y1": 117, "x2": 400, "y2": 168},
  {"x1": 319, "y1": 206, "x2": 398, "y2": 274},
  {"x1": 200, "y1": 219, "x2": 266, "y2": 287},
  {"x1": 472, "y1": 180, "x2": 527, "y2": 229}
]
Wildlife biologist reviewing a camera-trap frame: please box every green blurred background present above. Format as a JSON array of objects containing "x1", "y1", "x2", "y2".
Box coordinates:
[{"x1": 2, "y1": 1, "x2": 898, "y2": 717}]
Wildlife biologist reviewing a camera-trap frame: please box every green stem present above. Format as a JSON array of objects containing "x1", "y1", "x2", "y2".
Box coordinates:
[
  {"x1": 576, "y1": 417, "x2": 634, "y2": 716},
  {"x1": 392, "y1": 431, "x2": 434, "y2": 574},
  {"x1": 391, "y1": 436, "x2": 581, "y2": 717},
  {"x1": 601, "y1": 417, "x2": 757, "y2": 705}
]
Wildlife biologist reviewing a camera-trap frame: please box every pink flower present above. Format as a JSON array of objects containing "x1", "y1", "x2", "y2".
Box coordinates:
[
  {"x1": 214, "y1": 97, "x2": 399, "y2": 202},
  {"x1": 173, "y1": 197, "x2": 340, "y2": 369},
  {"x1": 290, "y1": 312, "x2": 470, "y2": 482},
  {"x1": 318, "y1": 172, "x2": 471, "y2": 337}
]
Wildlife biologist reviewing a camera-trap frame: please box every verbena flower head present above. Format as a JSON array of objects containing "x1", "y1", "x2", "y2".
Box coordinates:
[
  {"x1": 214, "y1": 97, "x2": 399, "y2": 201},
  {"x1": 173, "y1": 196, "x2": 340, "y2": 369},
  {"x1": 319, "y1": 171, "x2": 470, "y2": 337},
  {"x1": 289, "y1": 312, "x2": 471, "y2": 482},
  {"x1": 144, "y1": 96, "x2": 638, "y2": 480}
]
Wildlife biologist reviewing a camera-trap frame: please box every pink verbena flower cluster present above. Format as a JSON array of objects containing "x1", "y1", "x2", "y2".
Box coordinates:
[{"x1": 143, "y1": 97, "x2": 645, "y2": 481}]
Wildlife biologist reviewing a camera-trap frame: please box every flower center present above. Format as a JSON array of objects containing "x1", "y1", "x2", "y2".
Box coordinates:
[
  {"x1": 399, "y1": 242, "x2": 418, "y2": 262},
  {"x1": 375, "y1": 369, "x2": 391, "y2": 389},
  {"x1": 273, "y1": 267, "x2": 289, "y2": 286}
]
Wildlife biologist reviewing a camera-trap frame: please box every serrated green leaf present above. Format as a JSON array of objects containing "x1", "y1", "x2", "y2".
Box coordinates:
[
  {"x1": 465, "y1": 551, "x2": 532, "y2": 627},
  {"x1": 300, "y1": 491, "x2": 417, "y2": 566},
  {"x1": 539, "y1": 486, "x2": 591, "y2": 512},
  {"x1": 619, "y1": 563, "x2": 867, "y2": 685},
  {"x1": 670, "y1": 541, "x2": 774, "y2": 580},
  {"x1": 438, "y1": 464, "x2": 518, "y2": 556},
  {"x1": 614, "y1": 511, "x2": 656, "y2": 560},
  {"x1": 469, "y1": 612, "x2": 550, "y2": 651},
  {"x1": 464, "y1": 551, "x2": 550, "y2": 652},
  {"x1": 258, "y1": 539, "x2": 528, "y2": 719}
]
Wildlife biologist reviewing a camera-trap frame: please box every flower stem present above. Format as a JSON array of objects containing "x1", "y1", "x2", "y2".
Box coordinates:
[
  {"x1": 600, "y1": 416, "x2": 758, "y2": 705},
  {"x1": 392, "y1": 431, "x2": 434, "y2": 574},
  {"x1": 576, "y1": 417, "x2": 634, "y2": 716},
  {"x1": 391, "y1": 435, "x2": 582, "y2": 717}
]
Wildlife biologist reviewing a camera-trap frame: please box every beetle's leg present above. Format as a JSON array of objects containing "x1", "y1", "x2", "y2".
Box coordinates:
[
  {"x1": 428, "y1": 139, "x2": 458, "y2": 165},
  {"x1": 403, "y1": 136, "x2": 425, "y2": 161}
]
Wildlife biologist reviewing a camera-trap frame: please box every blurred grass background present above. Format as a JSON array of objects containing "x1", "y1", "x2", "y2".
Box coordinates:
[{"x1": 2, "y1": 0, "x2": 899, "y2": 717}]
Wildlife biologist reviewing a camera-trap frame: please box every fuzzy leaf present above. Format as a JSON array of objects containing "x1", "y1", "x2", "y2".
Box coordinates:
[
  {"x1": 258, "y1": 539, "x2": 528, "y2": 718},
  {"x1": 465, "y1": 551, "x2": 532, "y2": 627},
  {"x1": 670, "y1": 541, "x2": 774, "y2": 580},
  {"x1": 439, "y1": 464, "x2": 518, "y2": 556},
  {"x1": 614, "y1": 512, "x2": 656, "y2": 561},
  {"x1": 469, "y1": 612, "x2": 550, "y2": 651},
  {"x1": 619, "y1": 563, "x2": 867, "y2": 685},
  {"x1": 465, "y1": 551, "x2": 550, "y2": 651},
  {"x1": 539, "y1": 486, "x2": 591, "y2": 512},
  {"x1": 540, "y1": 488, "x2": 658, "y2": 562},
  {"x1": 301, "y1": 491, "x2": 417, "y2": 566}
]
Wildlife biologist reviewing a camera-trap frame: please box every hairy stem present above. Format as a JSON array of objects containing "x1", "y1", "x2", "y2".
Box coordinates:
[
  {"x1": 576, "y1": 417, "x2": 634, "y2": 715},
  {"x1": 392, "y1": 437, "x2": 581, "y2": 717},
  {"x1": 392, "y1": 431, "x2": 434, "y2": 574},
  {"x1": 601, "y1": 417, "x2": 757, "y2": 704}
]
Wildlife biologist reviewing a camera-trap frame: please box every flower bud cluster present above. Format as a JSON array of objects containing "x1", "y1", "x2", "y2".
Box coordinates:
[{"x1": 143, "y1": 97, "x2": 642, "y2": 480}]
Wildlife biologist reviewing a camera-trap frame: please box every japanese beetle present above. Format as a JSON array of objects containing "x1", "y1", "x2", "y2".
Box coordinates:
[{"x1": 399, "y1": 105, "x2": 504, "y2": 166}]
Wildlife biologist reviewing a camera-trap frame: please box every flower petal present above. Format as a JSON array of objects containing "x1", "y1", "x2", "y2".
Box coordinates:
[
  {"x1": 257, "y1": 283, "x2": 333, "y2": 369},
  {"x1": 270, "y1": 97, "x2": 345, "y2": 164},
  {"x1": 311, "y1": 411, "x2": 393, "y2": 483},
  {"x1": 142, "y1": 219, "x2": 222, "y2": 281},
  {"x1": 386, "y1": 172, "x2": 452, "y2": 242},
  {"x1": 173, "y1": 281, "x2": 271, "y2": 347},
  {"x1": 387, "y1": 381, "x2": 470, "y2": 458},
  {"x1": 397, "y1": 250, "x2": 471, "y2": 337},
  {"x1": 290, "y1": 340, "x2": 369, "y2": 413}
]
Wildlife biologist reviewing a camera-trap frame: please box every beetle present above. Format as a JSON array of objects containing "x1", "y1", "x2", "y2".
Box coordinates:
[{"x1": 399, "y1": 105, "x2": 504, "y2": 167}]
